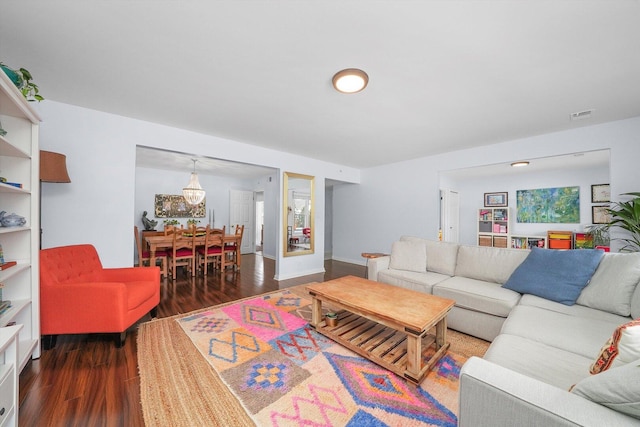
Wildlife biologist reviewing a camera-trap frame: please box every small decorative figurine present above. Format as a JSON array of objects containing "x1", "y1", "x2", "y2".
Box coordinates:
[{"x1": 141, "y1": 211, "x2": 158, "y2": 231}]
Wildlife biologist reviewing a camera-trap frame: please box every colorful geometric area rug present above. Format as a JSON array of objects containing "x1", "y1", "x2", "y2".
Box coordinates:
[{"x1": 167, "y1": 288, "x2": 486, "y2": 427}]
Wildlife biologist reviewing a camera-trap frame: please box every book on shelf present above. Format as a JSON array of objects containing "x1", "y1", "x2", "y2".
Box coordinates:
[
  {"x1": 0, "y1": 261, "x2": 17, "y2": 271},
  {"x1": 0, "y1": 300, "x2": 12, "y2": 315},
  {"x1": 3, "y1": 182, "x2": 23, "y2": 188}
]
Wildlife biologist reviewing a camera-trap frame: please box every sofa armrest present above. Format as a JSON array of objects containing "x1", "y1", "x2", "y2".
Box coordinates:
[
  {"x1": 459, "y1": 357, "x2": 640, "y2": 427},
  {"x1": 367, "y1": 256, "x2": 390, "y2": 281},
  {"x1": 100, "y1": 266, "x2": 160, "y2": 283}
]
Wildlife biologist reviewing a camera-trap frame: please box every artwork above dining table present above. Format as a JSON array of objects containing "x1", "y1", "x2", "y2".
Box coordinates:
[{"x1": 154, "y1": 194, "x2": 206, "y2": 218}]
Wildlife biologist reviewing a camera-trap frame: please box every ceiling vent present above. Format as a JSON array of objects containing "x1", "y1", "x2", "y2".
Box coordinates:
[{"x1": 570, "y1": 109, "x2": 594, "y2": 121}]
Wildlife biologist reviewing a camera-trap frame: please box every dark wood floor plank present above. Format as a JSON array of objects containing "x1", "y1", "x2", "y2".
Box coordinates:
[{"x1": 18, "y1": 255, "x2": 364, "y2": 426}]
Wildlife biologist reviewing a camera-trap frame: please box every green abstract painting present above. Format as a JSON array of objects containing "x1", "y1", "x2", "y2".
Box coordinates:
[{"x1": 517, "y1": 186, "x2": 580, "y2": 223}]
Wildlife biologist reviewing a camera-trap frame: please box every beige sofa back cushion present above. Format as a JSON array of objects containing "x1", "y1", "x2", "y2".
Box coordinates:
[
  {"x1": 400, "y1": 236, "x2": 459, "y2": 276},
  {"x1": 455, "y1": 245, "x2": 530, "y2": 284},
  {"x1": 577, "y1": 252, "x2": 640, "y2": 317},
  {"x1": 389, "y1": 240, "x2": 427, "y2": 272}
]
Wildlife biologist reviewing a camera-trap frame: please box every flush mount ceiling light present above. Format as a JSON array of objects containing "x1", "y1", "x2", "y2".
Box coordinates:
[
  {"x1": 332, "y1": 68, "x2": 369, "y2": 94},
  {"x1": 183, "y1": 159, "x2": 205, "y2": 205},
  {"x1": 510, "y1": 161, "x2": 530, "y2": 168}
]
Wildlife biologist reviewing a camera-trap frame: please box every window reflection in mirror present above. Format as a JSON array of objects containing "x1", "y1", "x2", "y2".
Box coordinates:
[{"x1": 283, "y1": 172, "x2": 314, "y2": 256}]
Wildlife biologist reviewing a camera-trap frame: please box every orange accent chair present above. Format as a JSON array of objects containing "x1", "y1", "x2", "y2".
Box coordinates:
[{"x1": 40, "y1": 244, "x2": 160, "y2": 349}]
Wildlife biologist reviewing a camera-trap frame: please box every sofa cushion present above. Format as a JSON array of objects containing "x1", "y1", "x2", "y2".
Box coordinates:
[
  {"x1": 519, "y1": 294, "x2": 633, "y2": 325},
  {"x1": 591, "y1": 319, "x2": 640, "y2": 374},
  {"x1": 377, "y1": 269, "x2": 449, "y2": 294},
  {"x1": 400, "y1": 236, "x2": 459, "y2": 276},
  {"x1": 432, "y1": 276, "x2": 521, "y2": 318},
  {"x1": 454, "y1": 245, "x2": 529, "y2": 284},
  {"x1": 501, "y1": 305, "x2": 621, "y2": 359},
  {"x1": 572, "y1": 358, "x2": 640, "y2": 419},
  {"x1": 389, "y1": 240, "x2": 426, "y2": 272},
  {"x1": 577, "y1": 252, "x2": 640, "y2": 317},
  {"x1": 503, "y1": 247, "x2": 604, "y2": 305},
  {"x1": 484, "y1": 334, "x2": 594, "y2": 390}
]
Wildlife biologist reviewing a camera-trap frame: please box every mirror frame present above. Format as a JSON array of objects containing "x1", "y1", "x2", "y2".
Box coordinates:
[{"x1": 283, "y1": 172, "x2": 315, "y2": 257}]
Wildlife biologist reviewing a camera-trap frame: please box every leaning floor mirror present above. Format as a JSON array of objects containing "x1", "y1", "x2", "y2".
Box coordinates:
[{"x1": 283, "y1": 172, "x2": 314, "y2": 257}]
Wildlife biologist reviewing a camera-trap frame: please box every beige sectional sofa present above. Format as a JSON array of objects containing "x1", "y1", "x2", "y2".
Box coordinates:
[{"x1": 367, "y1": 235, "x2": 640, "y2": 426}]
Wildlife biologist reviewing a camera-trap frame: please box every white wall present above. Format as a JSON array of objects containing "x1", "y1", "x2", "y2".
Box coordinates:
[
  {"x1": 332, "y1": 117, "x2": 640, "y2": 264},
  {"x1": 38, "y1": 101, "x2": 360, "y2": 280}
]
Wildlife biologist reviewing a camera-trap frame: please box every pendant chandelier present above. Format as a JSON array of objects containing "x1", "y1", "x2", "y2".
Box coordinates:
[{"x1": 182, "y1": 159, "x2": 205, "y2": 205}]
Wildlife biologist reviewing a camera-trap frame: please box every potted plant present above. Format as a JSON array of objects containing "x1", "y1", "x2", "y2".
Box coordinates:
[
  {"x1": 0, "y1": 62, "x2": 44, "y2": 102},
  {"x1": 606, "y1": 192, "x2": 640, "y2": 252},
  {"x1": 325, "y1": 312, "x2": 338, "y2": 327}
]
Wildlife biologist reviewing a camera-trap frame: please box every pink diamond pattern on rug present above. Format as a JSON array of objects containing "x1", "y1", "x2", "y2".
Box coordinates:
[
  {"x1": 223, "y1": 297, "x2": 307, "y2": 342},
  {"x1": 269, "y1": 383, "x2": 348, "y2": 426}
]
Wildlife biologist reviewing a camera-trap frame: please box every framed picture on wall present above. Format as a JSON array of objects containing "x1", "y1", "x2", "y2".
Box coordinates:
[
  {"x1": 591, "y1": 184, "x2": 610, "y2": 203},
  {"x1": 484, "y1": 192, "x2": 508, "y2": 207},
  {"x1": 592, "y1": 205, "x2": 611, "y2": 224}
]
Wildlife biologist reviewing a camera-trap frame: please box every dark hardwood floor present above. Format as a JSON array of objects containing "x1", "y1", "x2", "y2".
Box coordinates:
[{"x1": 18, "y1": 254, "x2": 364, "y2": 427}]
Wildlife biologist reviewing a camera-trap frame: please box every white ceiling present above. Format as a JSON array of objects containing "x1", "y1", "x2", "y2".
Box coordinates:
[{"x1": 2, "y1": 1, "x2": 640, "y2": 170}]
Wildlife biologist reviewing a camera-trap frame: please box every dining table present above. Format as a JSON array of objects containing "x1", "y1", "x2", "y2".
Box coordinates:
[{"x1": 145, "y1": 233, "x2": 242, "y2": 274}]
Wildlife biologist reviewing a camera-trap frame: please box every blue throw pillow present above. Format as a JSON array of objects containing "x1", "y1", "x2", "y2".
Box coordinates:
[{"x1": 503, "y1": 247, "x2": 605, "y2": 305}]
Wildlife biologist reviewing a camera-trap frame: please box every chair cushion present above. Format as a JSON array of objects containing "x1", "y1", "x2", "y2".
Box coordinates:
[
  {"x1": 127, "y1": 280, "x2": 158, "y2": 310},
  {"x1": 503, "y1": 247, "x2": 604, "y2": 305},
  {"x1": 173, "y1": 248, "x2": 194, "y2": 257}
]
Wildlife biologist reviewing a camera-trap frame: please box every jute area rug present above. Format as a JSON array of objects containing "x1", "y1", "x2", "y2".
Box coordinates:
[{"x1": 138, "y1": 284, "x2": 489, "y2": 426}]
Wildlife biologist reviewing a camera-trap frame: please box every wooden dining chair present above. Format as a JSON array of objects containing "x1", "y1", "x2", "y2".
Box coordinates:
[
  {"x1": 167, "y1": 226, "x2": 197, "y2": 280},
  {"x1": 134, "y1": 225, "x2": 168, "y2": 278},
  {"x1": 196, "y1": 225, "x2": 227, "y2": 275},
  {"x1": 224, "y1": 224, "x2": 244, "y2": 269}
]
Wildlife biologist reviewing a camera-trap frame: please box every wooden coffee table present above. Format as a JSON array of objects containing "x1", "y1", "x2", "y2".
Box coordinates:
[{"x1": 307, "y1": 275, "x2": 455, "y2": 385}]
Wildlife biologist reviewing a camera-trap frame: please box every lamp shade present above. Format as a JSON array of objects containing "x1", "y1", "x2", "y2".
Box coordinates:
[
  {"x1": 183, "y1": 172, "x2": 205, "y2": 205},
  {"x1": 40, "y1": 150, "x2": 71, "y2": 183}
]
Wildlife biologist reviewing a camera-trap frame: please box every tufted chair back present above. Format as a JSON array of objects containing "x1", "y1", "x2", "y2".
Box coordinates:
[{"x1": 40, "y1": 244, "x2": 104, "y2": 286}]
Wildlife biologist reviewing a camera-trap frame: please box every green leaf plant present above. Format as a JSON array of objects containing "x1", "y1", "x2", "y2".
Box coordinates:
[
  {"x1": 607, "y1": 192, "x2": 640, "y2": 252},
  {"x1": 0, "y1": 62, "x2": 44, "y2": 102}
]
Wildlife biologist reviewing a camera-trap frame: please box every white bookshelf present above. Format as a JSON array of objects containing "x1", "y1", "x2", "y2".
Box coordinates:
[{"x1": 0, "y1": 69, "x2": 41, "y2": 376}]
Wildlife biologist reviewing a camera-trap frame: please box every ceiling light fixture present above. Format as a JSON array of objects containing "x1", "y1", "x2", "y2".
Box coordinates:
[
  {"x1": 183, "y1": 159, "x2": 205, "y2": 205},
  {"x1": 510, "y1": 161, "x2": 530, "y2": 168},
  {"x1": 332, "y1": 68, "x2": 369, "y2": 94}
]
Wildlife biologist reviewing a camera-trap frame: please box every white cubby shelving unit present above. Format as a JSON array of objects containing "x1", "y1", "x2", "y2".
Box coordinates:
[{"x1": 0, "y1": 69, "x2": 41, "y2": 379}]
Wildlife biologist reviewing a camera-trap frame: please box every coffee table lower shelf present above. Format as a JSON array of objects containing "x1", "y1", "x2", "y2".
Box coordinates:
[{"x1": 311, "y1": 310, "x2": 450, "y2": 385}]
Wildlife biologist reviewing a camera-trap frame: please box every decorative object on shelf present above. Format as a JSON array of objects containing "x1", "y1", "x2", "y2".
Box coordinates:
[
  {"x1": 591, "y1": 184, "x2": 610, "y2": 203},
  {"x1": 517, "y1": 186, "x2": 580, "y2": 223},
  {"x1": 163, "y1": 219, "x2": 179, "y2": 226},
  {"x1": 182, "y1": 159, "x2": 205, "y2": 206},
  {"x1": 0, "y1": 119, "x2": 6, "y2": 136},
  {"x1": 187, "y1": 218, "x2": 200, "y2": 226},
  {"x1": 484, "y1": 192, "x2": 508, "y2": 207},
  {"x1": 0, "y1": 211, "x2": 26, "y2": 227},
  {"x1": 40, "y1": 150, "x2": 71, "y2": 183},
  {"x1": 141, "y1": 211, "x2": 157, "y2": 231},
  {"x1": 155, "y1": 194, "x2": 205, "y2": 218},
  {"x1": 0, "y1": 62, "x2": 44, "y2": 102},
  {"x1": 592, "y1": 205, "x2": 611, "y2": 225}
]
